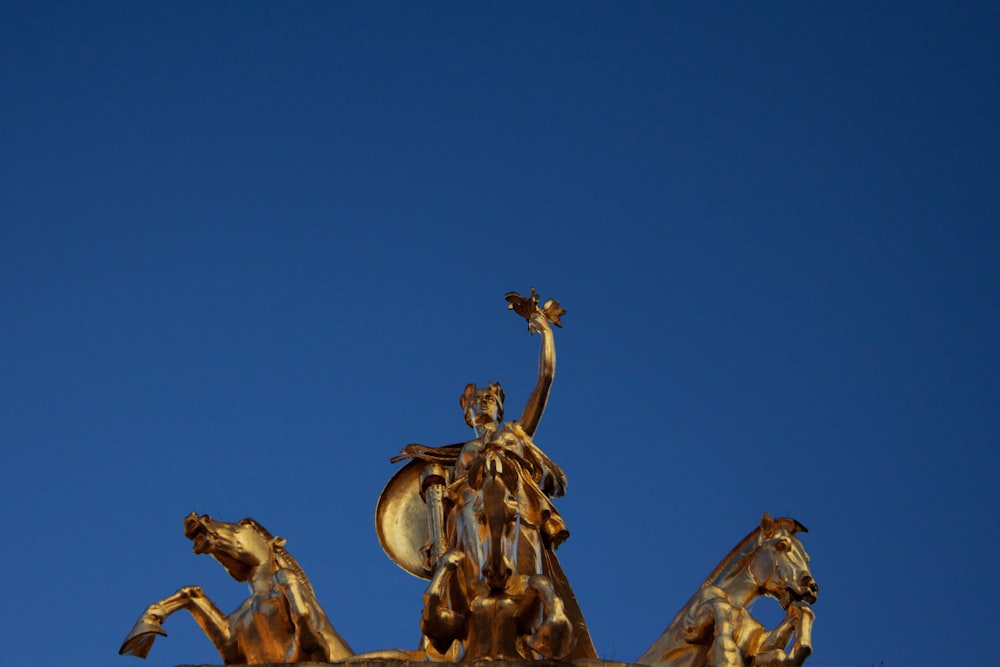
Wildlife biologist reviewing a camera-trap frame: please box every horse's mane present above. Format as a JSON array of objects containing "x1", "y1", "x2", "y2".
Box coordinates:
[
  {"x1": 700, "y1": 525, "x2": 762, "y2": 588},
  {"x1": 241, "y1": 518, "x2": 317, "y2": 600},
  {"x1": 700, "y1": 517, "x2": 805, "y2": 588}
]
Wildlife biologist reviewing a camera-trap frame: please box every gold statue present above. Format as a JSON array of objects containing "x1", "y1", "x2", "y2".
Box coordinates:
[
  {"x1": 115, "y1": 290, "x2": 820, "y2": 667},
  {"x1": 422, "y1": 549, "x2": 574, "y2": 661},
  {"x1": 639, "y1": 514, "x2": 817, "y2": 667},
  {"x1": 119, "y1": 513, "x2": 353, "y2": 664},
  {"x1": 377, "y1": 288, "x2": 596, "y2": 661}
]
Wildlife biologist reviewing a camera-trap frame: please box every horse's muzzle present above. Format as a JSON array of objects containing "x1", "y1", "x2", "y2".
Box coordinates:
[
  {"x1": 184, "y1": 513, "x2": 214, "y2": 554},
  {"x1": 793, "y1": 575, "x2": 818, "y2": 604}
]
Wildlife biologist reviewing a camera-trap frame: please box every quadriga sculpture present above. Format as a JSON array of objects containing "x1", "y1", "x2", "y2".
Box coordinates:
[
  {"x1": 119, "y1": 513, "x2": 353, "y2": 664},
  {"x1": 640, "y1": 514, "x2": 817, "y2": 667},
  {"x1": 116, "y1": 290, "x2": 821, "y2": 667}
]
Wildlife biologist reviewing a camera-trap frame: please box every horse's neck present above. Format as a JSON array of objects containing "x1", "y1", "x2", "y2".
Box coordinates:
[
  {"x1": 248, "y1": 556, "x2": 281, "y2": 593},
  {"x1": 710, "y1": 561, "x2": 759, "y2": 609},
  {"x1": 706, "y1": 539, "x2": 765, "y2": 610},
  {"x1": 271, "y1": 549, "x2": 318, "y2": 600}
]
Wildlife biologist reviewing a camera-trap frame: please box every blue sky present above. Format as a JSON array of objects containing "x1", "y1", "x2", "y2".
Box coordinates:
[{"x1": 2, "y1": 3, "x2": 997, "y2": 667}]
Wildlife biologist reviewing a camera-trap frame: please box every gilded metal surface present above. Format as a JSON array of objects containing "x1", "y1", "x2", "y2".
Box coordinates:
[
  {"x1": 378, "y1": 289, "x2": 597, "y2": 662},
  {"x1": 422, "y1": 549, "x2": 574, "y2": 661},
  {"x1": 117, "y1": 289, "x2": 820, "y2": 667},
  {"x1": 639, "y1": 514, "x2": 817, "y2": 667},
  {"x1": 376, "y1": 454, "x2": 455, "y2": 578},
  {"x1": 119, "y1": 513, "x2": 353, "y2": 664}
]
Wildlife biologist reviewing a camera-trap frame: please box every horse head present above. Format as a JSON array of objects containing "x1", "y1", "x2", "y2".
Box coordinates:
[
  {"x1": 749, "y1": 513, "x2": 818, "y2": 609},
  {"x1": 184, "y1": 513, "x2": 283, "y2": 583}
]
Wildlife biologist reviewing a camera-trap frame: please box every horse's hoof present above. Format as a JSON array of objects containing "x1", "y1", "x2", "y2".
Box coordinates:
[{"x1": 120, "y1": 617, "x2": 168, "y2": 658}]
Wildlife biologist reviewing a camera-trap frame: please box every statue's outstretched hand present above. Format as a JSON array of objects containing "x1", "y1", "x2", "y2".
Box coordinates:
[
  {"x1": 506, "y1": 288, "x2": 565, "y2": 333},
  {"x1": 528, "y1": 311, "x2": 551, "y2": 335}
]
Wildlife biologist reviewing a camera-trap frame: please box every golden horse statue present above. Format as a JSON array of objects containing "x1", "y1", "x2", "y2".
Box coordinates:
[
  {"x1": 420, "y1": 446, "x2": 575, "y2": 661},
  {"x1": 119, "y1": 513, "x2": 353, "y2": 664},
  {"x1": 640, "y1": 514, "x2": 818, "y2": 667}
]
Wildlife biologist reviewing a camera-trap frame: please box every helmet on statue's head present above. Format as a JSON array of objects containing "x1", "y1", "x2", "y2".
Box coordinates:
[{"x1": 460, "y1": 381, "x2": 505, "y2": 427}]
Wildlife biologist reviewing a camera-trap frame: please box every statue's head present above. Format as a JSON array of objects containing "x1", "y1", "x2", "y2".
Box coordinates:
[{"x1": 460, "y1": 382, "x2": 505, "y2": 427}]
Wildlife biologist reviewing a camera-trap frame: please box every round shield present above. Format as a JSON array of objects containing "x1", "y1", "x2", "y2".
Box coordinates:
[{"x1": 375, "y1": 458, "x2": 434, "y2": 579}]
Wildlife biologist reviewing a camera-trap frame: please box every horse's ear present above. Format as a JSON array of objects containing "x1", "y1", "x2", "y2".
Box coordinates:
[
  {"x1": 460, "y1": 383, "x2": 477, "y2": 410},
  {"x1": 792, "y1": 520, "x2": 809, "y2": 534},
  {"x1": 760, "y1": 513, "x2": 774, "y2": 536},
  {"x1": 273, "y1": 536, "x2": 287, "y2": 548}
]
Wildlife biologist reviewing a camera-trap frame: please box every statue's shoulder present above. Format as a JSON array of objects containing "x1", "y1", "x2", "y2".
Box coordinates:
[{"x1": 501, "y1": 421, "x2": 531, "y2": 437}]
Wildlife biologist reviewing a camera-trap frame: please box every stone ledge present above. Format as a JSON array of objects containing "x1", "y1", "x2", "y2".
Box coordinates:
[{"x1": 176, "y1": 661, "x2": 641, "y2": 667}]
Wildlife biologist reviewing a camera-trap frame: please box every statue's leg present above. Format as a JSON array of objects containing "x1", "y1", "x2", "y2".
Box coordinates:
[
  {"x1": 523, "y1": 574, "x2": 574, "y2": 660},
  {"x1": 753, "y1": 604, "x2": 814, "y2": 667},
  {"x1": 517, "y1": 521, "x2": 543, "y2": 576},
  {"x1": 454, "y1": 491, "x2": 484, "y2": 579},
  {"x1": 119, "y1": 586, "x2": 233, "y2": 662}
]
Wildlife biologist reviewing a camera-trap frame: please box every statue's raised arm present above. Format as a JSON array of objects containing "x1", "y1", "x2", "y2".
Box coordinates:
[
  {"x1": 380, "y1": 287, "x2": 596, "y2": 661},
  {"x1": 505, "y1": 288, "x2": 566, "y2": 437}
]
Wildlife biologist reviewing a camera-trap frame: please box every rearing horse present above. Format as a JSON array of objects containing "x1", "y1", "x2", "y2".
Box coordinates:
[
  {"x1": 640, "y1": 514, "x2": 818, "y2": 667},
  {"x1": 119, "y1": 513, "x2": 353, "y2": 664},
  {"x1": 462, "y1": 442, "x2": 533, "y2": 587},
  {"x1": 421, "y1": 446, "x2": 575, "y2": 661}
]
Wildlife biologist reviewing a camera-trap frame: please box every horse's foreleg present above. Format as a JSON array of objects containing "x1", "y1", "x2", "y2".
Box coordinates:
[
  {"x1": 701, "y1": 599, "x2": 742, "y2": 667},
  {"x1": 421, "y1": 550, "x2": 469, "y2": 653},
  {"x1": 752, "y1": 603, "x2": 814, "y2": 667},
  {"x1": 181, "y1": 588, "x2": 238, "y2": 664},
  {"x1": 274, "y1": 568, "x2": 354, "y2": 661},
  {"x1": 119, "y1": 586, "x2": 232, "y2": 661},
  {"x1": 523, "y1": 574, "x2": 574, "y2": 660},
  {"x1": 275, "y1": 569, "x2": 313, "y2": 640}
]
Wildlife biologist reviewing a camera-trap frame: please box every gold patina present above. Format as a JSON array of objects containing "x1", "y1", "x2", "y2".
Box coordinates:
[
  {"x1": 120, "y1": 513, "x2": 353, "y2": 663},
  {"x1": 640, "y1": 514, "x2": 817, "y2": 667},
  {"x1": 119, "y1": 289, "x2": 818, "y2": 667},
  {"x1": 378, "y1": 289, "x2": 594, "y2": 661}
]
